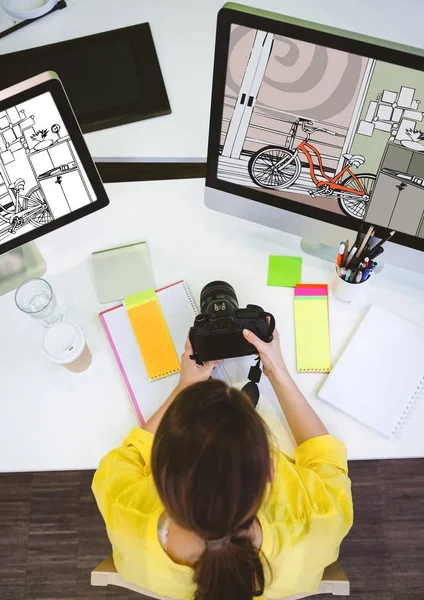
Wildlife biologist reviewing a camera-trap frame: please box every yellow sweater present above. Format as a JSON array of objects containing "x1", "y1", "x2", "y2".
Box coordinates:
[{"x1": 92, "y1": 429, "x2": 353, "y2": 599}]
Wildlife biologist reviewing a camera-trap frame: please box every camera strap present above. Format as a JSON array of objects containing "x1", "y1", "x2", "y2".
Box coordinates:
[
  {"x1": 242, "y1": 315, "x2": 274, "y2": 407},
  {"x1": 241, "y1": 356, "x2": 262, "y2": 408}
]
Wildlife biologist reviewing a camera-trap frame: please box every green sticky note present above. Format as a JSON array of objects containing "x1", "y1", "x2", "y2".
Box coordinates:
[
  {"x1": 124, "y1": 288, "x2": 156, "y2": 310},
  {"x1": 267, "y1": 256, "x2": 302, "y2": 287}
]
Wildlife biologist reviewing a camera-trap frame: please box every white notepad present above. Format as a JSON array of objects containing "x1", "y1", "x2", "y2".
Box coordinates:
[
  {"x1": 100, "y1": 281, "x2": 229, "y2": 424},
  {"x1": 317, "y1": 305, "x2": 424, "y2": 440}
]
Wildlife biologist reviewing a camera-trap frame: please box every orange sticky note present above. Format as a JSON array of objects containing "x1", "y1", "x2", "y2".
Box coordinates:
[{"x1": 125, "y1": 290, "x2": 180, "y2": 381}]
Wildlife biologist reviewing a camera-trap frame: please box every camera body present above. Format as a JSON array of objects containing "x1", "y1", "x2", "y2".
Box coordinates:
[{"x1": 189, "y1": 281, "x2": 274, "y2": 363}]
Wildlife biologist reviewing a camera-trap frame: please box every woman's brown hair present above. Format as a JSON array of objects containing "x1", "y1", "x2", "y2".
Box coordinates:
[{"x1": 151, "y1": 379, "x2": 271, "y2": 600}]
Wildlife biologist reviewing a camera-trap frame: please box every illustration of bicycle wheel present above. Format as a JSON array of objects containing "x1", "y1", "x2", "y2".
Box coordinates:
[
  {"x1": 337, "y1": 174, "x2": 376, "y2": 219},
  {"x1": 26, "y1": 186, "x2": 54, "y2": 227},
  {"x1": 248, "y1": 146, "x2": 301, "y2": 189}
]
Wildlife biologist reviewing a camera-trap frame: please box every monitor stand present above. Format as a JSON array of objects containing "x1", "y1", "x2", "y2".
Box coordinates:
[{"x1": 0, "y1": 242, "x2": 46, "y2": 296}]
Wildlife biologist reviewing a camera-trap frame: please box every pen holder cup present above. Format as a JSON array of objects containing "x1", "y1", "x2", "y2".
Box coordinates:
[{"x1": 331, "y1": 268, "x2": 370, "y2": 303}]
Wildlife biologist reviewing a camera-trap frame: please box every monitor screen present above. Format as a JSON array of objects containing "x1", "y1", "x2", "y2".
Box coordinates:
[
  {"x1": 207, "y1": 7, "x2": 424, "y2": 253},
  {"x1": 0, "y1": 73, "x2": 109, "y2": 255}
]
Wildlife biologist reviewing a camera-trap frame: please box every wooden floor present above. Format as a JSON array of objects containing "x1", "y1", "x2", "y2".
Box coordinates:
[{"x1": 1, "y1": 459, "x2": 423, "y2": 600}]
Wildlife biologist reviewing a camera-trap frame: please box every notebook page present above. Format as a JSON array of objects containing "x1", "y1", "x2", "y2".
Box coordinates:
[
  {"x1": 100, "y1": 305, "x2": 179, "y2": 424},
  {"x1": 157, "y1": 282, "x2": 230, "y2": 384},
  {"x1": 101, "y1": 282, "x2": 230, "y2": 424},
  {"x1": 317, "y1": 305, "x2": 424, "y2": 439}
]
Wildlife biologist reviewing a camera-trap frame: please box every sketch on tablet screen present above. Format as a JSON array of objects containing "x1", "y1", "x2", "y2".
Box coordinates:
[{"x1": 0, "y1": 91, "x2": 96, "y2": 243}]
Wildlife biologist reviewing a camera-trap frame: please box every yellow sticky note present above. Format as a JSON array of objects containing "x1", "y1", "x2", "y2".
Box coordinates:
[
  {"x1": 125, "y1": 294, "x2": 180, "y2": 381},
  {"x1": 294, "y1": 296, "x2": 331, "y2": 373}
]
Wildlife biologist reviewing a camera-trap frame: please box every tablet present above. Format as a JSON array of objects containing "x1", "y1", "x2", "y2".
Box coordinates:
[
  {"x1": 0, "y1": 71, "x2": 109, "y2": 255},
  {"x1": 0, "y1": 23, "x2": 171, "y2": 133}
]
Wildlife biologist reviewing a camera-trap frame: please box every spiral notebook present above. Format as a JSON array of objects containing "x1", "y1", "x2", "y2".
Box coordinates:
[
  {"x1": 294, "y1": 284, "x2": 331, "y2": 373},
  {"x1": 317, "y1": 304, "x2": 424, "y2": 440},
  {"x1": 100, "y1": 281, "x2": 229, "y2": 425}
]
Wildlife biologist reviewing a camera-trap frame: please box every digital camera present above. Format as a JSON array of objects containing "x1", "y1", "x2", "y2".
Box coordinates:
[{"x1": 189, "y1": 281, "x2": 275, "y2": 363}]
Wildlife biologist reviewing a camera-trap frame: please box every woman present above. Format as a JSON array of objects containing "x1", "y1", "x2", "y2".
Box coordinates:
[{"x1": 93, "y1": 326, "x2": 353, "y2": 600}]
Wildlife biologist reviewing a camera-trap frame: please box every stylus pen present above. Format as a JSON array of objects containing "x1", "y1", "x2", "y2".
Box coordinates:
[
  {"x1": 345, "y1": 246, "x2": 357, "y2": 267},
  {"x1": 368, "y1": 231, "x2": 395, "y2": 259},
  {"x1": 353, "y1": 221, "x2": 365, "y2": 250}
]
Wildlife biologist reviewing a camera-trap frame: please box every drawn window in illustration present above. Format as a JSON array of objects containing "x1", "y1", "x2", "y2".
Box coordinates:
[
  {"x1": 216, "y1": 24, "x2": 424, "y2": 240},
  {"x1": 0, "y1": 72, "x2": 109, "y2": 253}
]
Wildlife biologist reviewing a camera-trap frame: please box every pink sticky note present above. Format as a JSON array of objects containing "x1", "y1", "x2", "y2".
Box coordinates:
[{"x1": 295, "y1": 284, "x2": 328, "y2": 296}]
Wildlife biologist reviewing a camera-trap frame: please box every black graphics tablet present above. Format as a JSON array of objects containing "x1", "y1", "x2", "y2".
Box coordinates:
[
  {"x1": 0, "y1": 72, "x2": 109, "y2": 255},
  {"x1": 0, "y1": 23, "x2": 170, "y2": 133}
]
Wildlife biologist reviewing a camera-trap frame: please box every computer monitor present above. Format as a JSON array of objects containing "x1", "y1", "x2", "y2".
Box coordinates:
[
  {"x1": 205, "y1": 3, "x2": 424, "y2": 274},
  {"x1": 0, "y1": 71, "x2": 109, "y2": 256}
]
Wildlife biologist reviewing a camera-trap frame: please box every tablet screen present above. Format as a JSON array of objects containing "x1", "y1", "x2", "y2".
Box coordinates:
[{"x1": 0, "y1": 88, "x2": 98, "y2": 248}]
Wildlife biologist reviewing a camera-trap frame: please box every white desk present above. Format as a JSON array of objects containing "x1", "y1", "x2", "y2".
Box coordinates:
[
  {"x1": 0, "y1": 178, "x2": 424, "y2": 472},
  {"x1": 1, "y1": 0, "x2": 424, "y2": 159}
]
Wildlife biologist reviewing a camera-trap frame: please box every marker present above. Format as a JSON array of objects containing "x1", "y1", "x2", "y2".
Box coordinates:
[
  {"x1": 336, "y1": 242, "x2": 345, "y2": 266},
  {"x1": 361, "y1": 268, "x2": 370, "y2": 282},
  {"x1": 356, "y1": 270, "x2": 363, "y2": 283},
  {"x1": 340, "y1": 267, "x2": 347, "y2": 278},
  {"x1": 363, "y1": 257, "x2": 370, "y2": 269},
  {"x1": 345, "y1": 269, "x2": 352, "y2": 282}
]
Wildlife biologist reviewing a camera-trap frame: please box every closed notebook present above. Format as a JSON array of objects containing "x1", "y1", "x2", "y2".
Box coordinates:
[
  {"x1": 294, "y1": 284, "x2": 331, "y2": 373},
  {"x1": 317, "y1": 304, "x2": 424, "y2": 440},
  {"x1": 92, "y1": 241, "x2": 155, "y2": 304}
]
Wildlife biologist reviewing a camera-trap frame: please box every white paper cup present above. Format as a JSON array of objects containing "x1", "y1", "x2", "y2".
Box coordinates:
[
  {"x1": 331, "y1": 267, "x2": 371, "y2": 303},
  {"x1": 43, "y1": 322, "x2": 92, "y2": 373}
]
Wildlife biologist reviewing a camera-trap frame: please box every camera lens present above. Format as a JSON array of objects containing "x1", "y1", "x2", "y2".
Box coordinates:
[{"x1": 200, "y1": 281, "x2": 239, "y2": 314}]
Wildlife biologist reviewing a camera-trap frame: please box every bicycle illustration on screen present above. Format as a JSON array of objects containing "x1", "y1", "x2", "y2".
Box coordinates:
[
  {"x1": 0, "y1": 178, "x2": 53, "y2": 242},
  {"x1": 248, "y1": 118, "x2": 376, "y2": 219}
]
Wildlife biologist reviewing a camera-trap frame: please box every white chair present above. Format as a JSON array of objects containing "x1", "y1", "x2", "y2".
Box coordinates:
[{"x1": 91, "y1": 555, "x2": 350, "y2": 599}]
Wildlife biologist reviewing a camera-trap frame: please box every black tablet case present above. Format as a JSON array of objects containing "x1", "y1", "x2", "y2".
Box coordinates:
[{"x1": 0, "y1": 23, "x2": 171, "y2": 133}]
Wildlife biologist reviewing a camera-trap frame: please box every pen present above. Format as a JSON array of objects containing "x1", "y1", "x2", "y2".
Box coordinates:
[
  {"x1": 356, "y1": 270, "x2": 363, "y2": 283},
  {"x1": 364, "y1": 269, "x2": 374, "y2": 282},
  {"x1": 340, "y1": 267, "x2": 347, "y2": 278},
  {"x1": 336, "y1": 242, "x2": 345, "y2": 266},
  {"x1": 345, "y1": 269, "x2": 352, "y2": 282},
  {"x1": 360, "y1": 243, "x2": 371, "y2": 261},
  {"x1": 361, "y1": 268, "x2": 370, "y2": 282}
]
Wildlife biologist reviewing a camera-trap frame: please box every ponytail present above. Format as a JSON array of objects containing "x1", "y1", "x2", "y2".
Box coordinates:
[
  {"x1": 151, "y1": 381, "x2": 272, "y2": 600},
  {"x1": 194, "y1": 533, "x2": 266, "y2": 600}
]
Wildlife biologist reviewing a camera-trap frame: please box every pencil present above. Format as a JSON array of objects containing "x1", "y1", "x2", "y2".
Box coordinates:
[{"x1": 355, "y1": 225, "x2": 374, "y2": 262}]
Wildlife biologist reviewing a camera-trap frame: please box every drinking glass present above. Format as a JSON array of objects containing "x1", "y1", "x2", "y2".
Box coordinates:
[{"x1": 15, "y1": 278, "x2": 64, "y2": 326}]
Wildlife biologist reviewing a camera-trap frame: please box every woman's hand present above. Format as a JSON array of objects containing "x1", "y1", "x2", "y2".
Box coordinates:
[
  {"x1": 242, "y1": 326, "x2": 290, "y2": 382},
  {"x1": 178, "y1": 338, "x2": 220, "y2": 390}
]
